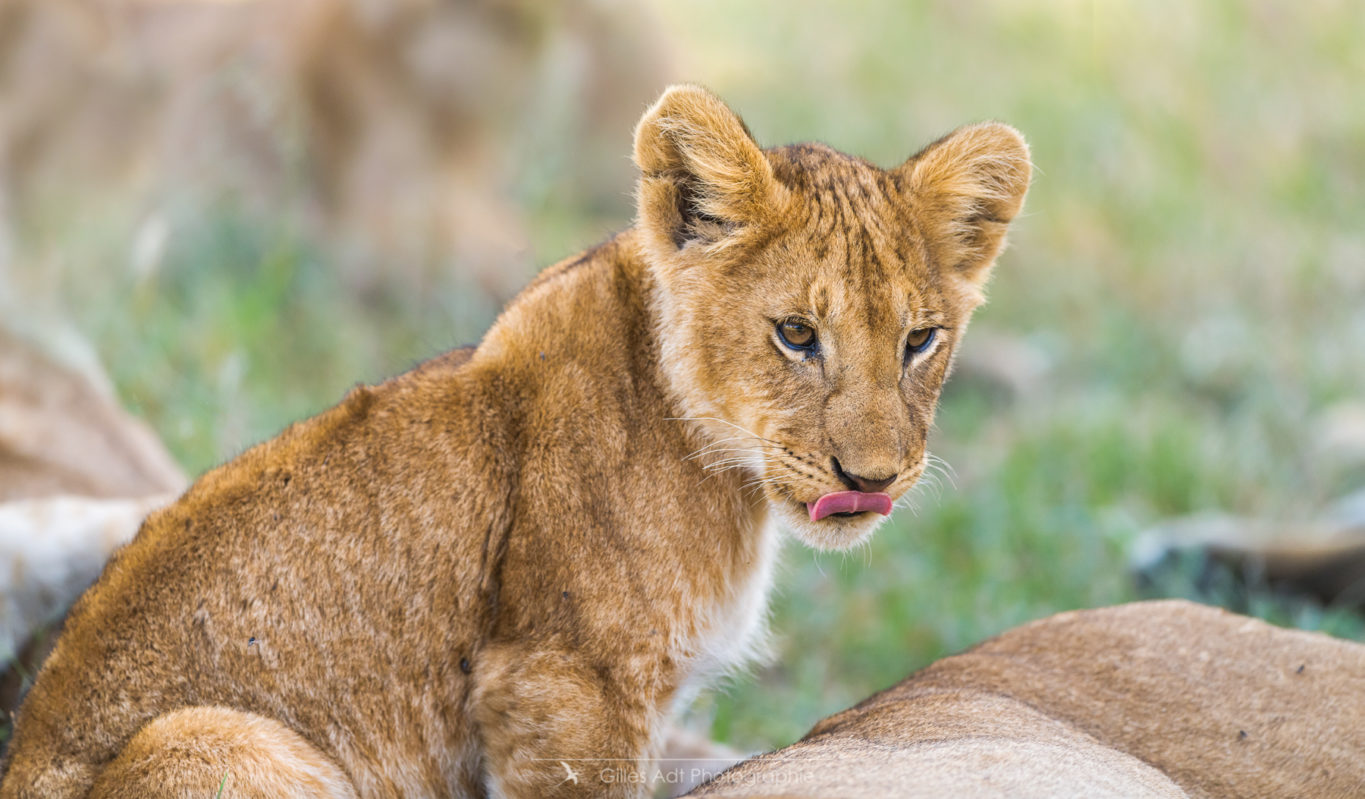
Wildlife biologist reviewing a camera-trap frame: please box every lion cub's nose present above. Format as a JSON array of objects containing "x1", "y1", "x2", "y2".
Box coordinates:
[{"x1": 831, "y1": 458, "x2": 897, "y2": 494}]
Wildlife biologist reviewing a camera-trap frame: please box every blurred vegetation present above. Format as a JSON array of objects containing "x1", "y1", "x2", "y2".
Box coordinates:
[{"x1": 4, "y1": 0, "x2": 1364, "y2": 754}]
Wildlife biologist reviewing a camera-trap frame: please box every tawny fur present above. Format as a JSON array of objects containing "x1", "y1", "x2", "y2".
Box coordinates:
[
  {"x1": 687, "y1": 600, "x2": 1365, "y2": 798},
  {"x1": 0, "y1": 85, "x2": 1029, "y2": 798}
]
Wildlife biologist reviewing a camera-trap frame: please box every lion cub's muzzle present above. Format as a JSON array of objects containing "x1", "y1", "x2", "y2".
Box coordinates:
[{"x1": 803, "y1": 456, "x2": 898, "y2": 522}]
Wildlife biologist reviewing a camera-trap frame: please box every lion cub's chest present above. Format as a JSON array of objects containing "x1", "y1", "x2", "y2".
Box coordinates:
[{"x1": 675, "y1": 518, "x2": 782, "y2": 700}]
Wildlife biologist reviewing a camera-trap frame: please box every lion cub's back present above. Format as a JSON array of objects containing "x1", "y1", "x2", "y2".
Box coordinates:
[{"x1": 4, "y1": 345, "x2": 500, "y2": 794}]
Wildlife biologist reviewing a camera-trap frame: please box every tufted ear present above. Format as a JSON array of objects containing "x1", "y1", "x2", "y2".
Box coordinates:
[
  {"x1": 898, "y1": 123, "x2": 1031, "y2": 289},
  {"x1": 634, "y1": 84, "x2": 780, "y2": 253}
]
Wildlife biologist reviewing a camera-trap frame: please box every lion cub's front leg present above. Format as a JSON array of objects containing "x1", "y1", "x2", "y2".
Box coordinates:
[{"x1": 472, "y1": 643, "x2": 668, "y2": 798}]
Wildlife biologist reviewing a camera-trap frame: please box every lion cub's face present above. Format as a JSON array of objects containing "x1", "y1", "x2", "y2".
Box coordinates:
[{"x1": 635, "y1": 87, "x2": 1030, "y2": 550}]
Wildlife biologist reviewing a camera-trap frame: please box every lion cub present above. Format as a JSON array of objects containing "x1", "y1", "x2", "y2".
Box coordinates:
[{"x1": 0, "y1": 86, "x2": 1029, "y2": 798}]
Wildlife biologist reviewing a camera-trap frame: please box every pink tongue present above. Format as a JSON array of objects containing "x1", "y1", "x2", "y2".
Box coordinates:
[{"x1": 807, "y1": 491, "x2": 894, "y2": 522}]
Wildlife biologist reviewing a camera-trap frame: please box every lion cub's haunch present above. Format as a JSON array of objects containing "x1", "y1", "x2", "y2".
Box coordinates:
[{"x1": 0, "y1": 86, "x2": 1029, "y2": 798}]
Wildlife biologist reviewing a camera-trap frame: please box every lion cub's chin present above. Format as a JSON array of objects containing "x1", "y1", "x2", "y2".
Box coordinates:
[{"x1": 770, "y1": 495, "x2": 892, "y2": 552}]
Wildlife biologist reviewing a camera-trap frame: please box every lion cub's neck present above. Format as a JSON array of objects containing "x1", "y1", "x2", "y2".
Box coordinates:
[{"x1": 476, "y1": 229, "x2": 779, "y2": 684}]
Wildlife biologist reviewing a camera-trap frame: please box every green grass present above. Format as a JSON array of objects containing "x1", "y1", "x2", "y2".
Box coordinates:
[{"x1": 6, "y1": 0, "x2": 1364, "y2": 758}]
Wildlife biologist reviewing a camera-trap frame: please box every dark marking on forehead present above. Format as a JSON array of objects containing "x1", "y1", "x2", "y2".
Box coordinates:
[
  {"x1": 811, "y1": 284, "x2": 832, "y2": 318},
  {"x1": 767, "y1": 143, "x2": 898, "y2": 213},
  {"x1": 871, "y1": 170, "x2": 902, "y2": 209},
  {"x1": 831, "y1": 173, "x2": 903, "y2": 288},
  {"x1": 766, "y1": 143, "x2": 868, "y2": 189},
  {"x1": 905, "y1": 284, "x2": 928, "y2": 326}
]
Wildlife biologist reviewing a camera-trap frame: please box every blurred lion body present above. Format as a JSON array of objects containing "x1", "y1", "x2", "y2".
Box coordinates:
[
  {"x1": 0, "y1": 328, "x2": 185, "y2": 503},
  {"x1": 0, "y1": 87, "x2": 1029, "y2": 797},
  {"x1": 0, "y1": 325, "x2": 186, "y2": 728},
  {"x1": 0, "y1": 0, "x2": 667, "y2": 297},
  {"x1": 687, "y1": 600, "x2": 1365, "y2": 799}
]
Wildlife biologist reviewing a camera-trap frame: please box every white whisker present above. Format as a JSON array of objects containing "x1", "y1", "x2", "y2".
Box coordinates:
[
  {"x1": 925, "y1": 452, "x2": 958, "y2": 489},
  {"x1": 666, "y1": 415, "x2": 784, "y2": 448},
  {"x1": 684, "y1": 436, "x2": 781, "y2": 462},
  {"x1": 703, "y1": 459, "x2": 763, "y2": 474},
  {"x1": 695, "y1": 450, "x2": 767, "y2": 464}
]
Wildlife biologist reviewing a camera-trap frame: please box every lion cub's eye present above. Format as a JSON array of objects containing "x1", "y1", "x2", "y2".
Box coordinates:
[
  {"x1": 904, "y1": 327, "x2": 938, "y2": 360},
  {"x1": 776, "y1": 319, "x2": 818, "y2": 353}
]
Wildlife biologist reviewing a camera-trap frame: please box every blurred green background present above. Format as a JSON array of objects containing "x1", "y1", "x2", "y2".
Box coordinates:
[{"x1": 2, "y1": 0, "x2": 1363, "y2": 752}]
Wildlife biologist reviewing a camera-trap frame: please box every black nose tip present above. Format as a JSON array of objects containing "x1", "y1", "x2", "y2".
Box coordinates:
[{"x1": 831, "y1": 458, "x2": 897, "y2": 493}]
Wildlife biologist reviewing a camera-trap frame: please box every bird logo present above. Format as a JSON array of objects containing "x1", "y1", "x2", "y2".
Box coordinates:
[{"x1": 557, "y1": 761, "x2": 580, "y2": 786}]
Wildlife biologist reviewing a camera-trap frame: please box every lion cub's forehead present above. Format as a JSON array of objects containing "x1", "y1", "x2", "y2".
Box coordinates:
[{"x1": 764, "y1": 143, "x2": 939, "y2": 327}]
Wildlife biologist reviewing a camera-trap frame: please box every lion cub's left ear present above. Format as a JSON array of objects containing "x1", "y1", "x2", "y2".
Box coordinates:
[
  {"x1": 634, "y1": 84, "x2": 783, "y2": 257},
  {"x1": 899, "y1": 123, "x2": 1031, "y2": 290}
]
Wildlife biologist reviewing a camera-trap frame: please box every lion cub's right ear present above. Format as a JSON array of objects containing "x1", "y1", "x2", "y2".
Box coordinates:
[{"x1": 634, "y1": 85, "x2": 782, "y2": 257}]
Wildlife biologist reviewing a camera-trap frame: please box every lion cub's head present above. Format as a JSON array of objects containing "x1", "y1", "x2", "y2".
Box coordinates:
[{"x1": 633, "y1": 85, "x2": 1030, "y2": 550}]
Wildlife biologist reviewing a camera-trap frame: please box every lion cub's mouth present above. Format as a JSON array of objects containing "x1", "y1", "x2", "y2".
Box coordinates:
[{"x1": 806, "y1": 491, "x2": 894, "y2": 522}]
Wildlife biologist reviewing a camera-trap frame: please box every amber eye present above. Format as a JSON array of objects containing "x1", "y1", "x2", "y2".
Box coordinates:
[
  {"x1": 776, "y1": 319, "x2": 818, "y2": 352},
  {"x1": 905, "y1": 327, "x2": 938, "y2": 360}
]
